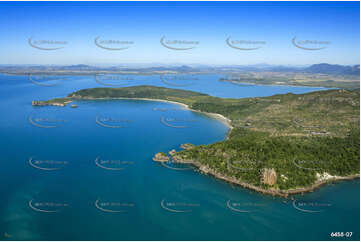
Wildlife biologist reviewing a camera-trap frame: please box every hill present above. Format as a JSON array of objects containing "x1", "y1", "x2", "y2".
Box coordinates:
[{"x1": 304, "y1": 63, "x2": 360, "y2": 76}]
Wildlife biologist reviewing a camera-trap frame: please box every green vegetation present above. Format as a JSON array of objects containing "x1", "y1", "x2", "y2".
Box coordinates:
[
  {"x1": 175, "y1": 127, "x2": 359, "y2": 190},
  {"x1": 68, "y1": 85, "x2": 209, "y2": 106},
  {"x1": 32, "y1": 98, "x2": 71, "y2": 106},
  {"x1": 43, "y1": 85, "x2": 359, "y2": 192},
  {"x1": 46, "y1": 98, "x2": 71, "y2": 104},
  {"x1": 68, "y1": 86, "x2": 359, "y2": 137}
]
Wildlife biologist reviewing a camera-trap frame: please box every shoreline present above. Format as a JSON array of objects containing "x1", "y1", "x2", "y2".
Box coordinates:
[
  {"x1": 227, "y1": 80, "x2": 333, "y2": 89},
  {"x1": 224, "y1": 79, "x2": 357, "y2": 90},
  {"x1": 71, "y1": 96, "x2": 234, "y2": 131},
  {"x1": 71, "y1": 95, "x2": 358, "y2": 197},
  {"x1": 172, "y1": 159, "x2": 360, "y2": 198}
]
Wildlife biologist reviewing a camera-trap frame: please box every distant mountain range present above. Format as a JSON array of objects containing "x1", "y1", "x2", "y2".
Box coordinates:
[
  {"x1": 0, "y1": 63, "x2": 359, "y2": 76},
  {"x1": 303, "y1": 63, "x2": 360, "y2": 76}
]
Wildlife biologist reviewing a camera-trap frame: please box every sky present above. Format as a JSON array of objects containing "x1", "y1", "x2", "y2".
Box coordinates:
[{"x1": 0, "y1": 1, "x2": 359, "y2": 66}]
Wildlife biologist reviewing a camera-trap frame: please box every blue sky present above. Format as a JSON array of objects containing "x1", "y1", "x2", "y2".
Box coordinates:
[{"x1": 0, "y1": 1, "x2": 359, "y2": 66}]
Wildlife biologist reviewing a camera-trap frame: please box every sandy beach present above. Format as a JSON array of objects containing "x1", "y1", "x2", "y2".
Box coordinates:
[{"x1": 71, "y1": 96, "x2": 234, "y2": 130}]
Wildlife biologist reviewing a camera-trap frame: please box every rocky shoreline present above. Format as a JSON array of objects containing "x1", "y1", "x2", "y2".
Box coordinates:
[
  {"x1": 171, "y1": 156, "x2": 360, "y2": 198},
  {"x1": 152, "y1": 152, "x2": 170, "y2": 162},
  {"x1": 32, "y1": 100, "x2": 72, "y2": 107}
]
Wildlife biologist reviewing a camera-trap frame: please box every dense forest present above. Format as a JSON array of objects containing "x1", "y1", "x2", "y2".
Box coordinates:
[{"x1": 175, "y1": 127, "x2": 359, "y2": 190}]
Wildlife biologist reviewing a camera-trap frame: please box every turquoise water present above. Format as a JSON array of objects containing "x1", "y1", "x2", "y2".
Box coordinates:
[{"x1": 0, "y1": 74, "x2": 359, "y2": 241}]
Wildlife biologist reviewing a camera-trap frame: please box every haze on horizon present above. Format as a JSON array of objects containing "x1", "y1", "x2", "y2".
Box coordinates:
[{"x1": 0, "y1": 1, "x2": 359, "y2": 66}]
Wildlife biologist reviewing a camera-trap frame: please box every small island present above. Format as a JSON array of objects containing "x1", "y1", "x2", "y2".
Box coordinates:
[
  {"x1": 32, "y1": 98, "x2": 72, "y2": 107},
  {"x1": 180, "y1": 143, "x2": 195, "y2": 150},
  {"x1": 35, "y1": 85, "x2": 360, "y2": 197}
]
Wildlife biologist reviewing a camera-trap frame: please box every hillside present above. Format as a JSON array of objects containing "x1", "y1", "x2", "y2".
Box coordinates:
[
  {"x1": 304, "y1": 63, "x2": 360, "y2": 76},
  {"x1": 67, "y1": 86, "x2": 359, "y2": 138}
]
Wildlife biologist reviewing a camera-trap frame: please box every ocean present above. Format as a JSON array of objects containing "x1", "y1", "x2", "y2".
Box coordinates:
[{"x1": 0, "y1": 73, "x2": 359, "y2": 240}]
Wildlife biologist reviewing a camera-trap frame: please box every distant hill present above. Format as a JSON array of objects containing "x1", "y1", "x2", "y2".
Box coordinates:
[
  {"x1": 127, "y1": 65, "x2": 195, "y2": 72},
  {"x1": 0, "y1": 63, "x2": 359, "y2": 77},
  {"x1": 65, "y1": 64, "x2": 93, "y2": 70},
  {"x1": 304, "y1": 63, "x2": 360, "y2": 75}
]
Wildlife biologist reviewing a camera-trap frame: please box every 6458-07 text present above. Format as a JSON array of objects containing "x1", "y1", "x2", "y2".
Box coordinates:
[{"x1": 330, "y1": 232, "x2": 353, "y2": 238}]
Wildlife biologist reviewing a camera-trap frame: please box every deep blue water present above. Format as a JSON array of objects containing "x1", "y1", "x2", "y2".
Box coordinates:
[{"x1": 0, "y1": 74, "x2": 359, "y2": 241}]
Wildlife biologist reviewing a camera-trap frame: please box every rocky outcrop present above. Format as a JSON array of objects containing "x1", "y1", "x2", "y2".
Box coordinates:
[
  {"x1": 261, "y1": 168, "x2": 277, "y2": 186},
  {"x1": 168, "y1": 149, "x2": 177, "y2": 156},
  {"x1": 152, "y1": 152, "x2": 169, "y2": 162},
  {"x1": 157, "y1": 152, "x2": 359, "y2": 197},
  {"x1": 32, "y1": 100, "x2": 71, "y2": 107},
  {"x1": 172, "y1": 154, "x2": 193, "y2": 163},
  {"x1": 32, "y1": 100, "x2": 62, "y2": 106},
  {"x1": 180, "y1": 143, "x2": 195, "y2": 150}
]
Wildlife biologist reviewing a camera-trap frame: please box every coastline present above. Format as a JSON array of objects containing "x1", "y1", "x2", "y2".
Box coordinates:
[
  {"x1": 172, "y1": 158, "x2": 360, "y2": 198},
  {"x1": 71, "y1": 95, "x2": 358, "y2": 197},
  {"x1": 225, "y1": 79, "x2": 357, "y2": 90},
  {"x1": 71, "y1": 96, "x2": 234, "y2": 130},
  {"x1": 227, "y1": 80, "x2": 331, "y2": 89}
]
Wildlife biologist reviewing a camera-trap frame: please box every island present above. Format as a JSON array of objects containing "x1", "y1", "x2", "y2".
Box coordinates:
[
  {"x1": 35, "y1": 85, "x2": 360, "y2": 197},
  {"x1": 32, "y1": 98, "x2": 72, "y2": 107}
]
